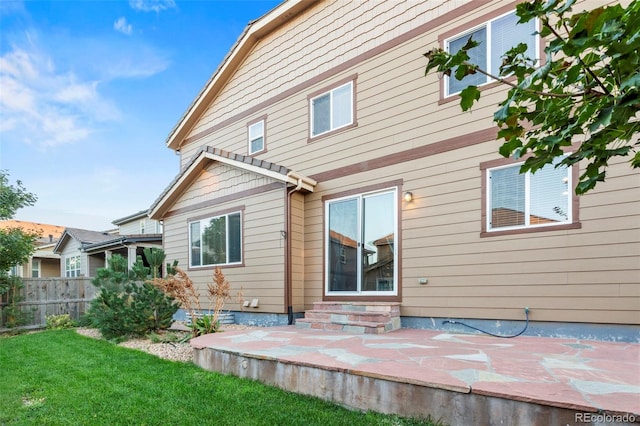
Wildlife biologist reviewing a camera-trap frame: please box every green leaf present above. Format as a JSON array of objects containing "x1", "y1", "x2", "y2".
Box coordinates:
[{"x1": 459, "y1": 86, "x2": 480, "y2": 110}]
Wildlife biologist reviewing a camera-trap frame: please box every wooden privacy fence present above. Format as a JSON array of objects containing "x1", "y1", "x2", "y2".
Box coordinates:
[{"x1": 0, "y1": 277, "x2": 97, "y2": 329}]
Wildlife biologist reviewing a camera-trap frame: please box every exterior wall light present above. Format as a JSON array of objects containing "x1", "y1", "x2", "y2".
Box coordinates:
[{"x1": 404, "y1": 191, "x2": 413, "y2": 202}]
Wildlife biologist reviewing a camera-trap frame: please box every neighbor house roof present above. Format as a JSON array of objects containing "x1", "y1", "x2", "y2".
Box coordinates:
[
  {"x1": 149, "y1": 146, "x2": 316, "y2": 219},
  {"x1": 112, "y1": 210, "x2": 149, "y2": 226},
  {"x1": 82, "y1": 234, "x2": 162, "y2": 254},
  {"x1": 165, "y1": 0, "x2": 318, "y2": 150},
  {"x1": 53, "y1": 228, "x2": 117, "y2": 254},
  {"x1": 0, "y1": 220, "x2": 65, "y2": 245}
]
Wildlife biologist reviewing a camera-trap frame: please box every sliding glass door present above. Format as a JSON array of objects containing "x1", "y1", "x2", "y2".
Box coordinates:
[{"x1": 326, "y1": 188, "x2": 397, "y2": 295}]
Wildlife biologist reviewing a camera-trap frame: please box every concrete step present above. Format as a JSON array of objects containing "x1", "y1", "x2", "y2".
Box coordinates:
[
  {"x1": 295, "y1": 317, "x2": 400, "y2": 334},
  {"x1": 311, "y1": 301, "x2": 401, "y2": 315},
  {"x1": 297, "y1": 302, "x2": 401, "y2": 334},
  {"x1": 303, "y1": 309, "x2": 394, "y2": 324}
]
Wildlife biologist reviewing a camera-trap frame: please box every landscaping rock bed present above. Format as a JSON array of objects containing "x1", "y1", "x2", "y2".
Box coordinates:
[{"x1": 76, "y1": 323, "x2": 258, "y2": 363}]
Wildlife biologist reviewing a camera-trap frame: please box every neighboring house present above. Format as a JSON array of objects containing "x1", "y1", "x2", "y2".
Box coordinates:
[
  {"x1": 149, "y1": 0, "x2": 639, "y2": 338},
  {"x1": 53, "y1": 211, "x2": 163, "y2": 277},
  {"x1": 0, "y1": 220, "x2": 65, "y2": 278}
]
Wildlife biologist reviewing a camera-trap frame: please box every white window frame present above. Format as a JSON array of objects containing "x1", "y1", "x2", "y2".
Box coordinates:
[
  {"x1": 248, "y1": 120, "x2": 265, "y2": 155},
  {"x1": 486, "y1": 159, "x2": 572, "y2": 232},
  {"x1": 189, "y1": 211, "x2": 242, "y2": 268},
  {"x1": 140, "y1": 220, "x2": 146, "y2": 234},
  {"x1": 31, "y1": 259, "x2": 41, "y2": 278},
  {"x1": 444, "y1": 11, "x2": 539, "y2": 97},
  {"x1": 310, "y1": 81, "x2": 354, "y2": 138},
  {"x1": 324, "y1": 188, "x2": 398, "y2": 296},
  {"x1": 65, "y1": 255, "x2": 81, "y2": 277}
]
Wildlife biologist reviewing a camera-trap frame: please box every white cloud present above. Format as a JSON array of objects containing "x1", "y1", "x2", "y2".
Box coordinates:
[
  {"x1": 0, "y1": 44, "x2": 117, "y2": 148},
  {"x1": 0, "y1": 27, "x2": 170, "y2": 149},
  {"x1": 129, "y1": 0, "x2": 176, "y2": 13},
  {"x1": 114, "y1": 17, "x2": 133, "y2": 35}
]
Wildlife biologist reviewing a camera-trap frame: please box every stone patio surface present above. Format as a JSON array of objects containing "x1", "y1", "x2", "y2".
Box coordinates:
[{"x1": 191, "y1": 326, "x2": 640, "y2": 424}]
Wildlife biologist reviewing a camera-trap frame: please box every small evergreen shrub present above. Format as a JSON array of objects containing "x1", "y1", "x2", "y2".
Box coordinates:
[
  {"x1": 46, "y1": 314, "x2": 76, "y2": 330},
  {"x1": 85, "y1": 253, "x2": 179, "y2": 340}
]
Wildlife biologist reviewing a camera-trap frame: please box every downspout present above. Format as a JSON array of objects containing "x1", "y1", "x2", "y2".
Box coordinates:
[{"x1": 285, "y1": 177, "x2": 304, "y2": 325}]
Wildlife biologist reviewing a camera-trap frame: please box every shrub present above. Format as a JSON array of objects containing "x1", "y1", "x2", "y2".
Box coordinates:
[
  {"x1": 151, "y1": 266, "x2": 236, "y2": 337},
  {"x1": 0, "y1": 274, "x2": 33, "y2": 328},
  {"x1": 85, "y1": 254, "x2": 179, "y2": 340},
  {"x1": 46, "y1": 314, "x2": 76, "y2": 330}
]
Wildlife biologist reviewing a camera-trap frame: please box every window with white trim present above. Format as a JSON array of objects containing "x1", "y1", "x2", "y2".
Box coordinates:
[
  {"x1": 248, "y1": 120, "x2": 265, "y2": 154},
  {"x1": 65, "y1": 255, "x2": 81, "y2": 277},
  {"x1": 310, "y1": 81, "x2": 353, "y2": 137},
  {"x1": 487, "y1": 158, "x2": 571, "y2": 231},
  {"x1": 31, "y1": 259, "x2": 41, "y2": 278},
  {"x1": 445, "y1": 11, "x2": 538, "y2": 96},
  {"x1": 140, "y1": 220, "x2": 146, "y2": 234},
  {"x1": 325, "y1": 188, "x2": 397, "y2": 295},
  {"x1": 189, "y1": 212, "x2": 242, "y2": 267}
]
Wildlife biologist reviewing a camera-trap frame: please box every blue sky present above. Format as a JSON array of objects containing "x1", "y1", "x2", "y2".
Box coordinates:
[{"x1": 0, "y1": 0, "x2": 281, "y2": 230}]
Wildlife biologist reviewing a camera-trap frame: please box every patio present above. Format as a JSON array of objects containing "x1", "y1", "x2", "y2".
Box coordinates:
[{"x1": 191, "y1": 326, "x2": 640, "y2": 425}]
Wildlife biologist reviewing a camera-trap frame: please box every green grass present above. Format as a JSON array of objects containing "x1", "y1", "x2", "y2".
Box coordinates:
[{"x1": 0, "y1": 330, "x2": 440, "y2": 425}]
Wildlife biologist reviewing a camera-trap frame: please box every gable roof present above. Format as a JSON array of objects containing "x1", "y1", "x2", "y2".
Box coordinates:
[
  {"x1": 165, "y1": 0, "x2": 318, "y2": 150},
  {"x1": 82, "y1": 234, "x2": 162, "y2": 254},
  {"x1": 53, "y1": 228, "x2": 117, "y2": 254},
  {"x1": 112, "y1": 210, "x2": 149, "y2": 226},
  {"x1": 149, "y1": 146, "x2": 316, "y2": 219}
]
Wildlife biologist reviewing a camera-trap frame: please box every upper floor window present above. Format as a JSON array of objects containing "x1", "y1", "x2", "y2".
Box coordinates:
[
  {"x1": 445, "y1": 11, "x2": 538, "y2": 96},
  {"x1": 140, "y1": 220, "x2": 146, "y2": 234},
  {"x1": 248, "y1": 119, "x2": 265, "y2": 155},
  {"x1": 65, "y1": 255, "x2": 81, "y2": 277},
  {"x1": 487, "y1": 158, "x2": 571, "y2": 232},
  {"x1": 189, "y1": 211, "x2": 242, "y2": 268},
  {"x1": 310, "y1": 80, "x2": 354, "y2": 138}
]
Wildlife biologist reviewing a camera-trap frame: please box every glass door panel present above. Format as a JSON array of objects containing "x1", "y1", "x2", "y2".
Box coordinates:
[
  {"x1": 327, "y1": 198, "x2": 359, "y2": 292},
  {"x1": 362, "y1": 191, "x2": 395, "y2": 292}
]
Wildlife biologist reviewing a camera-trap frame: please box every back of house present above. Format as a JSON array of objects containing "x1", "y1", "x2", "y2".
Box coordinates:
[{"x1": 150, "y1": 0, "x2": 640, "y2": 341}]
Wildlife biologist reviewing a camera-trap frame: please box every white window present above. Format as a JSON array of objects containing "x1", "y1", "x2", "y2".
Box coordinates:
[
  {"x1": 140, "y1": 220, "x2": 146, "y2": 234},
  {"x1": 31, "y1": 260, "x2": 41, "y2": 278},
  {"x1": 248, "y1": 120, "x2": 265, "y2": 155},
  {"x1": 65, "y1": 256, "x2": 81, "y2": 277},
  {"x1": 310, "y1": 81, "x2": 353, "y2": 137},
  {"x1": 189, "y1": 212, "x2": 242, "y2": 267},
  {"x1": 325, "y1": 188, "x2": 397, "y2": 295},
  {"x1": 155, "y1": 221, "x2": 163, "y2": 233},
  {"x1": 445, "y1": 11, "x2": 538, "y2": 96},
  {"x1": 8, "y1": 264, "x2": 22, "y2": 277},
  {"x1": 487, "y1": 158, "x2": 571, "y2": 231}
]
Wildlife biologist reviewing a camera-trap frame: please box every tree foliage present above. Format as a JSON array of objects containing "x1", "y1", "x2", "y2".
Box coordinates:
[
  {"x1": 0, "y1": 170, "x2": 37, "y2": 221},
  {"x1": 424, "y1": 0, "x2": 640, "y2": 194},
  {"x1": 0, "y1": 171, "x2": 38, "y2": 272}
]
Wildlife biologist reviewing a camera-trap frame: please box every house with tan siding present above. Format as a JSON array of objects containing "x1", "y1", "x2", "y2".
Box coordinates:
[{"x1": 150, "y1": 0, "x2": 640, "y2": 341}]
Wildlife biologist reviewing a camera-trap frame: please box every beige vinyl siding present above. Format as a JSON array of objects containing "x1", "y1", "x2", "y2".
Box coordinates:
[
  {"x1": 117, "y1": 218, "x2": 161, "y2": 235},
  {"x1": 301, "y1": 140, "x2": 639, "y2": 324},
  {"x1": 188, "y1": 0, "x2": 468, "y2": 135},
  {"x1": 290, "y1": 192, "x2": 305, "y2": 312},
  {"x1": 162, "y1": 162, "x2": 287, "y2": 313},
  {"x1": 168, "y1": 0, "x2": 639, "y2": 324}
]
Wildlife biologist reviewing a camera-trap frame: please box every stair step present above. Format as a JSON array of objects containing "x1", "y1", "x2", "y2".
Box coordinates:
[
  {"x1": 295, "y1": 317, "x2": 399, "y2": 334},
  {"x1": 312, "y1": 302, "x2": 400, "y2": 314},
  {"x1": 304, "y1": 310, "x2": 393, "y2": 323}
]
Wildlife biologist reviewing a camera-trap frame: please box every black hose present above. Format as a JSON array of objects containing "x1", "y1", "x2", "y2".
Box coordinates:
[{"x1": 442, "y1": 308, "x2": 529, "y2": 338}]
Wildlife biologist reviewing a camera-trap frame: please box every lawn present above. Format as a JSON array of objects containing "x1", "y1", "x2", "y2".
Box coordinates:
[{"x1": 0, "y1": 330, "x2": 439, "y2": 425}]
